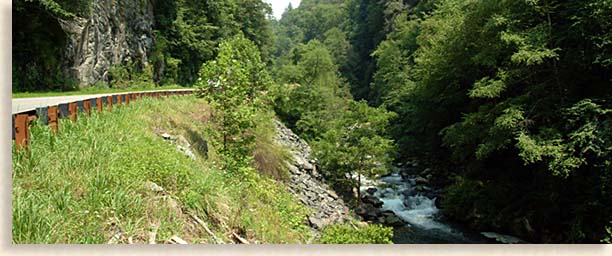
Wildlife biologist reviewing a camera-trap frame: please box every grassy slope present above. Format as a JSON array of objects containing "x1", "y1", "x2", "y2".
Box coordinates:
[
  {"x1": 12, "y1": 85, "x2": 186, "y2": 99},
  {"x1": 12, "y1": 96, "x2": 310, "y2": 244}
]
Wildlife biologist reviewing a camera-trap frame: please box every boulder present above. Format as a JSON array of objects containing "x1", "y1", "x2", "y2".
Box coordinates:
[
  {"x1": 288, "y1": 164, "x2": 299, "y2": 174},
  {"x1": 415, "y1": 176, "x2": 429, "y2": 185},
  {"x1": 327, "y1": 190, "x2": 339, "y2": 200},
  {"x1": 420, "y1": 168, "x2": 431, "y2": 176},
  {"x1": 409, "y1": 179, "x2": 417, "y2": 186},
  {"x1": 356, "y1": 204, "x2": 380, "y2": 221},
  {"x1": 481, "y1": 232, "x2": 526, "y2": 244},
  {"x1": 177, "y1": 145, "x2": 196, "y2": 160},
  {"x1": 308, "y1": 216, "x2": 329, "y2": 230},
  {"x1": 401, "y1": 189, "x2": 417, "y2": 198},
  {"x1": 384, "y1": 215, "x2": 405, "y2": 227},
  {"x1": 424, "y1": 192, "x2": 436, "y2": 199},
  {"x1": 381, "y1": 210, "x2": 396, "y2": 217},
  {"x1": 175, "y1": 135, "x2": 191, "y2": 148},
  {"x1": 355, "y1": 206, "x2": 367, "y2": 216},
  {"x1": 146, "y1": 181, "x2": 163, "y2": 192},
  {"x1": 434, "y1": 196, "x2": 443, "y2": 209},
  {"x1": 361, "y1": 195, "x2": 384, "y2": 208},
  {"x1": 302, "y1": 161, "x2": 315, "y2": 171},
  {"x1": 366, "y1": 187, "x2": 378, "y2": 195}
]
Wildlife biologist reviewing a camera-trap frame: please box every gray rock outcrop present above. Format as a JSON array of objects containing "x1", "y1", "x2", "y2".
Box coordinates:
[{"x1": 58, "y1": 0, "x2": 155, "y2": 86}]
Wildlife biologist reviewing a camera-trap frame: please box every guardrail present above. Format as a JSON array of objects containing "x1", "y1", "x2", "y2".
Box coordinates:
[{"x1": 12, "y1": 89, "x2": 197, "y2": 151}]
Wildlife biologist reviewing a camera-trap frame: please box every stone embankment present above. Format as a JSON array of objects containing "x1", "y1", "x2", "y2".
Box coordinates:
[{"x1": 274, "y1": 120, "x2": 351, "y2": 230}]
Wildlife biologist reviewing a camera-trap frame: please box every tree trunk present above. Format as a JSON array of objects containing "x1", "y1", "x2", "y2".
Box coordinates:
[{"x1": 357, "y1": 171, "x2": 362, "y2": 205}]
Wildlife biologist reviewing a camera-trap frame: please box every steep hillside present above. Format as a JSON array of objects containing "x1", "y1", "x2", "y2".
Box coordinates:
[{"x1": 12, "y1": 97, "x2": 311, "y2": 243}]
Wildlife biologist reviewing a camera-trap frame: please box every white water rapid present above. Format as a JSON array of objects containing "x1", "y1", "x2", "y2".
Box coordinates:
[{"x1": 361, "y1": 171, "x2": 486, "y2": 243}]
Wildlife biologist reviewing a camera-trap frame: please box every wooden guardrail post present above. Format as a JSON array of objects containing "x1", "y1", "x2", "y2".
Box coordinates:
[
  {"x1": 84, "y1": 100, "x2": 92, "y2": 116},
  {"x1": 118, "y1": 94, "x2": 123, "y2": 106},
  {"x1": 48, "y1": 106, "x2": 59, "y2": 133},
  {"x1": 69, "y1": 102, "x2": 78, "y2": 122},
  {"x1": 14, "y1": 114, "x2": 30, "y2": 151},
  {"x1": 107, "y1": 96, "x2": 113, "y2": 111},
  {"x1": 125, "y1": 94, "x2": 130, "y2": 105},
  {"x1": 96, "y1": 97, "x2": 103, "y2": 112}
]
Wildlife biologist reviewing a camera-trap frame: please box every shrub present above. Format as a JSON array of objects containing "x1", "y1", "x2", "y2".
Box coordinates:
[
  {"x1": 318, "y1": 223, "x2": 393, "y2": 244},
  {"x1": 252, "y1": 111, "x2": 292, "y2": 181},
  {"x1": 603, "y1": 224, "x2": 612, "y2": 244}
]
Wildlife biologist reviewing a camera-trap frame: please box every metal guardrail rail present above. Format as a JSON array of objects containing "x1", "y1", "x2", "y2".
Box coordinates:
[{"x1": 12, "y1": 89, "x2": 197, "y2": 151}]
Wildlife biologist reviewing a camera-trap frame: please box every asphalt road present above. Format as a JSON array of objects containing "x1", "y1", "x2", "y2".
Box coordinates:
[{"x1": 11, "y1": 89, "x2": 195, "y2": 114}]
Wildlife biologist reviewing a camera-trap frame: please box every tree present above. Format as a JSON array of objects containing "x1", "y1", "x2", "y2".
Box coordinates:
[
  {"x1": 314, "y1": 100, "x2": 395, "y2": 200},
  {"x1": 323, "y1": 28, "x2": 352, "y2": 72},
  {"x1": 197, "y1": 34, "x2": 271, "y2": 166}
]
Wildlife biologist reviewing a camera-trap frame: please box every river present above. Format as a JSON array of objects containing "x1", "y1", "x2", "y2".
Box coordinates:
[{"x1": 360, "y1": 170, "x2": 492, "y2": 244}]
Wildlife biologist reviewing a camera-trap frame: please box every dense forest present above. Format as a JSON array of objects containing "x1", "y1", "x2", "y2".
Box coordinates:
[
  {"x1": 13, "y1": 0, "x2": 612, "y2": 243},
  {"x1": 269, "y1": 0, "x2": 612, "y2": 243}
]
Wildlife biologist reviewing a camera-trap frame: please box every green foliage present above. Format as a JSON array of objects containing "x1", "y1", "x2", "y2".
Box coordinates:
[
  {"x1": 252, "y1": 110, "x2": 293, "y2": 181},
  {"x1": 21, "y1": 0, "x2": 90, "y2": 20},
  {"x1": 313, "y1": 100, "x2": 396, "y2": 190},
  {"x1": 318, "y1": 223, "x2": 393, "y2": 244},
  {"x1": 197, "y1": 34, "x2": 272, "y2": 167},
  {"x1": 441, "y1": 177, "x2": 513, "y2": 228},
  {"x1": 514, "y1": 100, "x2": 612, "y2": 177},
  {"x1": 344, "y1": 0, "x2": 387, "y2": 100},
  {"x1": 152, "y1": 0, "x2": 274, "y2": 85},
  {"x1": 272, "y1": 40, "x2": 350, "y2": 134},
  {"x1": 365, "y1": 0, "x2": 612, "y2": 242},
  {"x1": 603, "y1": 224, "x2": 612, "y2": 243},
  {"x1": 270, "y1": 33, "x2": 395, "y2": 201},
  {"x1": 108, "y1": 61, "x2": 155, "y2": 89},
  {"x1": 323, "y1": 28, "x2": 351, "y2": 66}
]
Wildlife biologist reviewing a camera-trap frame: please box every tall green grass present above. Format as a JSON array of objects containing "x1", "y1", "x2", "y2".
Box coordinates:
[{"x1": 12, "y1": 97, "x2": 310, "y2": 244}]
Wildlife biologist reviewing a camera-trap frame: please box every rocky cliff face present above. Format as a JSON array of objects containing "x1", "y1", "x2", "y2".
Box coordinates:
[{"x1": 58, "y1": 0, "x2": 155, "y2": 86}]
